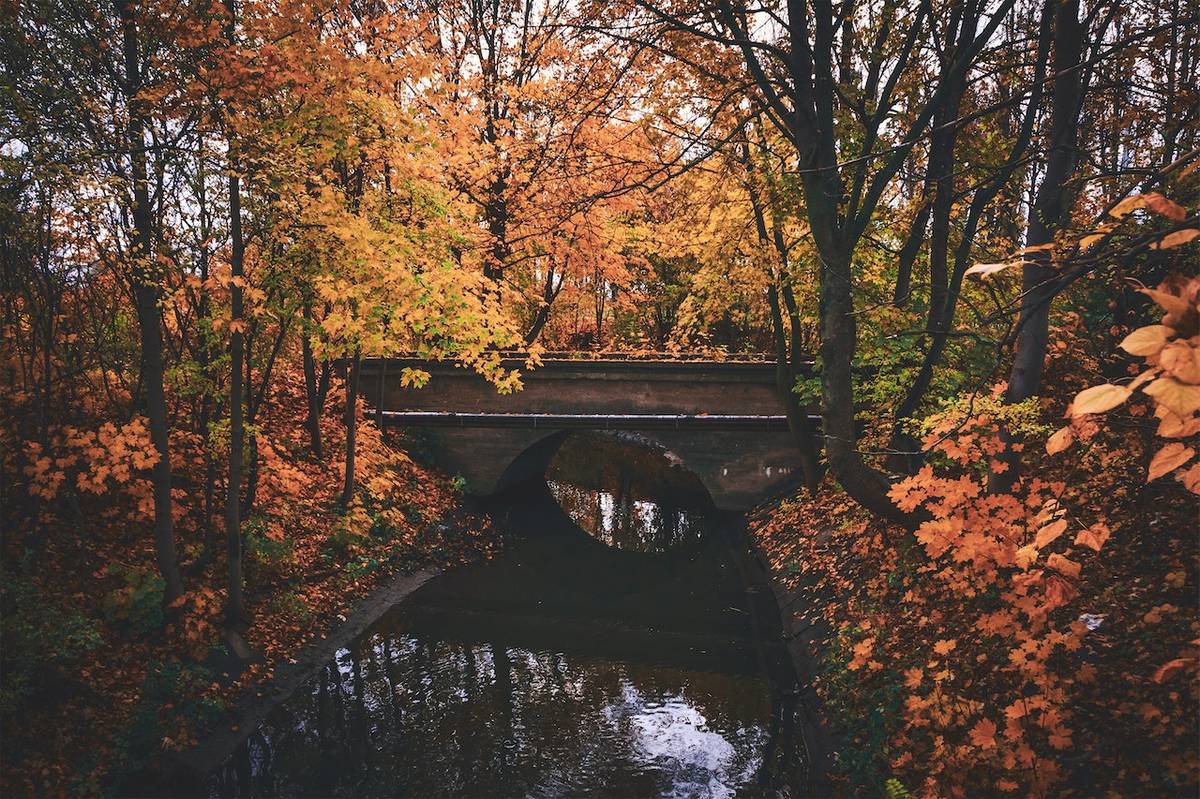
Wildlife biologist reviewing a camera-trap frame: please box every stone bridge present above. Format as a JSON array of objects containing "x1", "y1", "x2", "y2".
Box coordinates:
[{"x1": 357, "y1": 356, "x2": 816, "y2": 510}]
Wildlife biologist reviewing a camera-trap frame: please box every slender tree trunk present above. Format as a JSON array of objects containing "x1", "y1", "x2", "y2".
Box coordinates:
[
  {"x1": 196, "y1": 156, "x2": 218, "y2": 566},
  {"x1": 742, "y1": 147, "x2": 822, "y2": 491},
  {"x1": 302, "y1": 300, "x2": 325, "y2": 458},
  {"x1": 340, "y1": 351, "x2": 361, "y2": 507},
  {"x1": 1006, "y1": 0, "x2": 1085, "y2": 406},
  {"x1": 818, "y1": 244, "x2": 913, "y2": 524},
  {"x1": 524, "y1": 263, "x2": 560, "y2": 345},
  {"x1": 594, "y1": 269, "x2": 605, "y2": 348},
  {"x1": 223, "y1": 0, "x2": 246, "y2": 627},
  {"x1": 116, "y1": 0, "x2": 182, "y2": 604},
  {"x1": 768, "y1": 284, "x2": 822, "y2": 493},
  {"x1": 994, "y1": 0, "x2": 1086, "y2": 491}
]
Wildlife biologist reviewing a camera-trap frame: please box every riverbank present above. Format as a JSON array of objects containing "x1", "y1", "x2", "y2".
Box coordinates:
[
  {"x1": 0, "y1": 391, "x2": 506, "y2": 798},
  {"x1": 747, "y1": 471, "x2": 1198, "y2": 798}
]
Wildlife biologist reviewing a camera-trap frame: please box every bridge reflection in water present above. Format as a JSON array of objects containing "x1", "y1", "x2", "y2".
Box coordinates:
[
  {"x1": 360, "y1": 357, "x2": 814, "y2": 509},
  {"x1": 208, "y1": 434, "x2": 810, "y2": 798}
]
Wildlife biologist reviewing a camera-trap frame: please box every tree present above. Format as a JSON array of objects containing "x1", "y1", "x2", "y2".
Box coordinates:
[
  {"x1": 115, "y1": 0, "x2": 184, "y2": 602},
  {"x1": 619, "y1": 0, "x2": 1025, "y2": 522}
]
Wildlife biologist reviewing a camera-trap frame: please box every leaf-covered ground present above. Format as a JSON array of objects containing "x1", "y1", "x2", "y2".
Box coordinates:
[
  {"x1": 752, "y1": 440, "x2": 1197, "y2": 798},
  {"x1": 0, "y1": 370, "x2": 505, "y2": 798}
]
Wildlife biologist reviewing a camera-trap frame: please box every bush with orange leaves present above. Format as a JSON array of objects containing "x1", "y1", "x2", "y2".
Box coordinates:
[{"x1": 753, "y1": 283, "x2": 1198, "y2": 798}]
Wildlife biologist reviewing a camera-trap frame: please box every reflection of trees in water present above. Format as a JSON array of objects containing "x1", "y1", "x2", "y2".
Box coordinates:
[
  {"x1": 547, "y1": 480, "x2": 709, "y2": 552},
  {"x1": 544, "y1": 433, "x2": 712, "y2": 552},
  {"x1": 209, "y1": 630, "x2": 775, "y2": 798}
]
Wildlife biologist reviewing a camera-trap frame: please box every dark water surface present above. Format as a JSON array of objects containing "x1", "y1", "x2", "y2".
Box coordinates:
[{"x1": 209, "y1": 433, "x2": 804, "y2": 798}]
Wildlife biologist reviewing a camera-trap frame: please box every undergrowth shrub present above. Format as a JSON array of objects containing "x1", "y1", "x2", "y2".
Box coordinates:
[
  {"x1": 110, "y1": 661, "x2": 225, "y2": 791},
  {"x1": 0, "y1": 567, "x2": 103, "y2": 717},
  {"x1": 100, "y1": 563, "x2": 165, "y2": 637}
]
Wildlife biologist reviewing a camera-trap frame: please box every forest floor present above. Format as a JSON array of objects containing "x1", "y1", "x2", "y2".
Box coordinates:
[
  {"x1": 749, "y1": 468, "x2": 1198, "y2": 798},
  {"x1": 0, "y1": 378, "x2": 507, "y2": 798}
]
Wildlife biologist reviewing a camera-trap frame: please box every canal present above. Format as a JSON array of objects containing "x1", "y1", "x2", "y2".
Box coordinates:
[{"x1": 207, "y1": 432, "x2": 807, "y2": 797}]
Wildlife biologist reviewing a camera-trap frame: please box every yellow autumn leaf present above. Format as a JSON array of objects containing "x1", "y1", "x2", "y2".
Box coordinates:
[
  {"x1": 1118, "y1": 325, "x2": 1172, "y2": 356},
  {"x1": 965, "y1": 261, "x2": 1020, "y2": 279},
  {"x1": 1070, "y1": 383, "x2": 1131, "y2": 416},
  {"x1": 1144, "y1": 376, "x2": 1200, "y2": 416},
  {"x1": 1147, "y1": 442, "x2": 1195, "y2": 482},
  {"x1": 1109, "y1": 194, "x2": 1147, "y2": 218}
]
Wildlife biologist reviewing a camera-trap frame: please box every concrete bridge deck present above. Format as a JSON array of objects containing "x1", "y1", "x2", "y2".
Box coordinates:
[{"x1": 358, "y1": 356, "x2": 813, "y2": 510}]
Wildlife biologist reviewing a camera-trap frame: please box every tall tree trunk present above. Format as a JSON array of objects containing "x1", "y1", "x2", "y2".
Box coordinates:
[
  {"x1": 340, "y1": 351, "x2": 361, "y2": 507},
  {"x1": 193, "y1": 153, "x2": 218, "y2": 567},
  {"x1": 742, "y1": 145, "x2": 822, "y2": 492},
  {"x1": 223, "y1": 0, "x2": 246, "y2": 627},
  {"x1": 524, "y1": 263, "x2": 561, "y2": 345},
  {"x1": 817, "y1": 244, "x2": 911, "y2": 524},
  {"x1": 994, "y1": 0, "x2": 1086, "y2": 492},
  {"x1": 116, "y1": 0, "x2": 182, "y2": 604},
  {"x1": 1006, "y1": 0, "x2": 1085, "y2": 405},
  {"x1": 302, "y1": 300, "x2": 325, "y2": 458},
  {"x1": 768, "y1": 284, "x2": 822, "y2": 493}
]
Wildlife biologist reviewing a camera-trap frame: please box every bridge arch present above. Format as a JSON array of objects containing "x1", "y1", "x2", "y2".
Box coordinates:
[{"x1": 360, "y1": 356, "x2": 811, "y2": 510}]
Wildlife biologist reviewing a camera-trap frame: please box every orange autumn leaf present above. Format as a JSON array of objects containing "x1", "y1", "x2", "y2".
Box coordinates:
[
  {"x1": 969, "y1": 718, "x2": 998, "y2": 749},
  {"x1": 1035, "y1": 519, "x2": 1068, "y2": 549},
  {"x1": 1046, "y1": 553, "x2": 1081, "y2": 579},
  {"x1": 1152, "y1": 228, "x2": 1200, "y2": 250},
  {"x1": 1152, "y1": 657, "x2": 1192, "y2": 684},
  {"x1": 1147, "y1": 442, "x2": 1195, "y2": 481},
  {"x1": 1073, "y1": 523, "x2": 1111, "y2": 552},
  {"x1": 1045, "y1": 426, "x2": 1073, "y2": 455},
  {"x1": 1177, "y1": 462, "x2": 1200, "y2": 494},
  {"x1": 933, "y1": 638, "x2": 957, "y2": 655},
  {"x1": 1141, "y1": 192, "x2": 1189, "y2": 221}
]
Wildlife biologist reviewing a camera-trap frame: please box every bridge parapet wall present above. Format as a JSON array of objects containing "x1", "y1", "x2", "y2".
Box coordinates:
[{"x1": 357, "y1": 357, "x2": 805, "y2": 417}]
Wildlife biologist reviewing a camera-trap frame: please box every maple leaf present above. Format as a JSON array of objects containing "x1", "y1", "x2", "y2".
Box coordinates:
[
  {"x1": 1015, "y1": 543, "x2": 1039, "y2": 570},
  {"x1": 933, "y1": 638, "x2": 957, "y2": 655},
  {"x1": 969, "y1": 718, "x2": 998, "y2": 749},
  {"x1": 1047, "y1": 730, "x2": 1073, "y2": 750}
]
